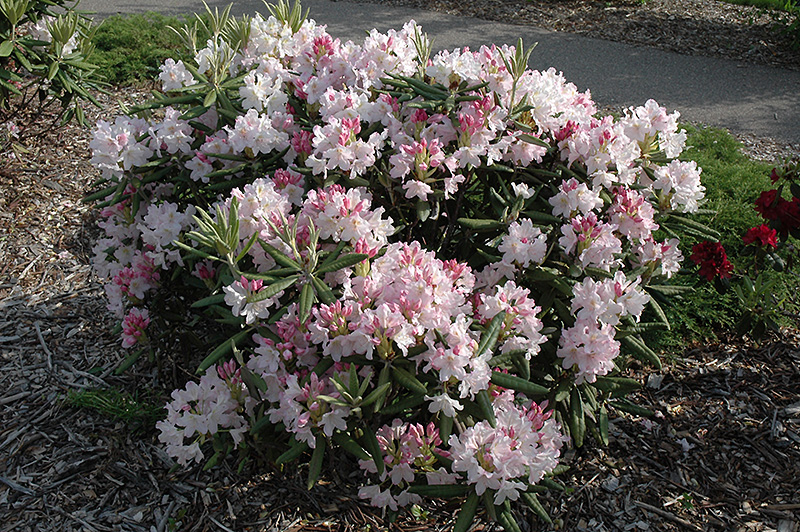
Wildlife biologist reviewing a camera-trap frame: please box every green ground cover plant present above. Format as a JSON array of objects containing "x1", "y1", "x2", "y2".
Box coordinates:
[{"x1": 91, "y1": 12, "x2": 204, "y2": 86}]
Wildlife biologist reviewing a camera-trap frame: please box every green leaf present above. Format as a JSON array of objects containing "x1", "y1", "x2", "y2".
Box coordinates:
[
  {"x1": 332, "y1": 432, "x2": 371, "y2": 461},
  {"x1": 648, "y1": 297, "x2": 671, "y2": 330},
  {"x1": 665, "y1": 214, "x2": 720, "y2": 240},
  {"x1": 457, "y1": 218, "x2": 505, "y2": 232},
  {"x1": 249, "y1": 415, "x2": 273, "y2": 435},
  {"x1": 298, "y1": 282, "x2": 315, "y2": 323},
  {"x1": 511, "y1": 351, "x2": 530, "y2": 380},
  {"x1": 82, "y1": 183, "x2": 119, "y2": 203},
  {"x1": 568, "y1": 387, "x2": 586, "y2": 448},
  {"x1": 311, "y1": 357, "x2": 335, "y2": 379},
  {"x1": 258, "y1": 240, "x2": 302, "y2": 271},
  {"x1": 361, "y1": 382, "x2": 392, "y2": 408},
  {"x1": 379, "y1": 393, "x2": 426, "y2": 416},
  {"x1": 316, "y1": 241, "x2": 347, "y2": 268},
  {"x1": 522, "y1": 492, "x2": 552, "y2": 524},
  {"x1": 361, "y1": 426, "x2": 384, "y2": 477},
  {"x1": 310, "y1": 276, "x2": 336, "y2": 305},
  {"x1": 598, "y1": 405, "x2": 609, "y2": 446},
  {"x1": 197, "y1": 328, "x2": 252, "y2": 373},
  {"x1": 315, "y1": 253, "x2": 368, "y2": 274},
  {"x1": 498, "y1": 506, "x2": 522, "y2": 532},
  {"x1": 115, "y1": 348, "x2": 145, "y2": 374},
  {"x1": 453, "y1": 491, "x2": 479, "y2": 532},
  {"x1": 47, "y1": 61, "x2": 60, "y2": 81},
  {"x1": 438, "y1": 413, "x2": 454, "y2": 444},
  {"x1": 490, "y1": 371, "x2": 549, "y2": 397},
  {"x1": 203, "y1": 450, "x2": 221, "y2": 471},
  {"x1": 522, "y1": 210, "x2": 562, "y2": 224},
  {"x1": 0, "y1": 40, "x2": 14, "y2": 57},
  {"x1": 476, "y1": 311, "x2": 506, "y2": 358},
  {"x1": 203, "y1": 89, "x2": 217, "y2": 107},
  {"x1": 475, "y1": 389, "x2": 496, "y2": 427},
  {"x1": 416, "y1": 200, "x2": 431, "y2": 221},
  {"x1": 173, "y1": 240, "x2": 223, "y2": 262},
  {"x1": 519, "y1": 133, "x2": 551, "y2": 148},
  {"x1": 276, "y1": 440, "x2": 309, "y2": 465},
  {"x1": 482, "y1": 491, "x2": 497, "y2": 522},
  {"x1": 619, "y1": 321, "x2": 669, "y2": 335},
  {"x1": 235, "y1": 232, "x2": 260, "y2": 264},
  {"x1": 348, "y1": 363, "x2": 360, "y2": 398},
  {"x1": 249, "y1": 275, "x2": 299, "y2": 303},
  {"x1": 392, "y1": 366, "x2": 428, "y2": 395},
  {"x1": 593, "y1": 376, "x2": 641, "y2": 397},
  {"x1": 540, "y1": 477, "x2": 566, "y2": 491},
  {"x1": 240, "y1": 364, "x2": 268, "y2": 395},
  {"x1": 373, "y1": 363, "x2": 392, "y2": 412},
  {"x1": 307, "y1": 433, "x2": 326, "y2": 490},
  {"x1": 609, "y1": 399, "x2": 655, "y2": 418},
  {"x1": 620, "y1": 335, "x2": 662, "y2": 370},
  {"x1": 191, "y1": 293, "x2": 226, "y2": 308},
  {"x1": 645, "y1": 284, "x2": 694, "y2": 296}
]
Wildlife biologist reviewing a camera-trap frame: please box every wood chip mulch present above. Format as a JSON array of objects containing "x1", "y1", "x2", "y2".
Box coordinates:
[{"x1": 1, "y1": 81, "x2": 799, "y2": 530}]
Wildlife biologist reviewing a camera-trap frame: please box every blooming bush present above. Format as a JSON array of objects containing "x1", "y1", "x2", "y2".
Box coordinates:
[
  {"x1": 691, "y1": 156, "x2": 800, "y2": 339},
  {"x1": 87, "y1": 1, "x2": 708, "y2": 527}
]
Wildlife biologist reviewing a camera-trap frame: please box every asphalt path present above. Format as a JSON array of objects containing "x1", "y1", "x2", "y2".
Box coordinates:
[{"x1": 78, "y1": 0, "x2": 800, "y2": 145}]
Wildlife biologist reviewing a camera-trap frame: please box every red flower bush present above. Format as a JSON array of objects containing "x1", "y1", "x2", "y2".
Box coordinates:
[{"x1": 690, "y1": 241, "x2": 734, "y2": 281}]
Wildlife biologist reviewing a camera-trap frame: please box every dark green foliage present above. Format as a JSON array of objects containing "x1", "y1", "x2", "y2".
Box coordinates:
[{"x1": 92, "y1": 12, "x2": 198, "y2": 86}]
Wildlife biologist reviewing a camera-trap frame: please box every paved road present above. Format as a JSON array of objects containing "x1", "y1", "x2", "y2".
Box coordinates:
[{"x1": 78, "y1": 0, "x2": 800, "y2": 146}]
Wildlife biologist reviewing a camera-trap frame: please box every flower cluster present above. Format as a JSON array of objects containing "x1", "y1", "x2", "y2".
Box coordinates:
[
  {"x1": 359, "y1": 420, "x2": 453, "y2": 510},
  {"x1": 449, "y1": 394, "x2": 564, "y2": 504},
  {"x1": 690, "y1": 241, "x2": 734, "y2": 282},
  {"x1": 156, "y1": 361, "x2": 250, "y2": 465}
]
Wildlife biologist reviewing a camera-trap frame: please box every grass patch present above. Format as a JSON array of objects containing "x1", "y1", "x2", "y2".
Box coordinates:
[
  {"x1": 67, "y1": 388, "x2": 163, "y2": 428},
  {"x1": 91, "y1": 12, "x2": 197, "y2": 86}
]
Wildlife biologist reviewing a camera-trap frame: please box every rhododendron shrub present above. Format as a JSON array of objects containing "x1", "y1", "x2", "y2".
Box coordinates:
[
  {"x1": 87, "y1": 1, "x2": 707, "y2": 527},
  {"x1": 0, "y1": 0, "x2": 101, "y2": 149}
]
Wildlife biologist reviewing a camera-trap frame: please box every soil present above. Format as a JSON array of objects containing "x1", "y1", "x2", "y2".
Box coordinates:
[{"x1": 1, "y1": 3, "x2": 800, "y2": 530}]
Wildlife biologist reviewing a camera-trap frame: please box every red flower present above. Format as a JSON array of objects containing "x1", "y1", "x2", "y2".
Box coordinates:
[
  {"x1": 690, "y1": 241, "x2": 734, "y2": 282},
  {"x1": 743, "y1": 224, "x2": 778, "y2": 249},
  {"x1": 770, "y1": 168, "x2": 781, "y2": 184},
  {"x1": 778, "y1": 197, "x2": 800, "y2": 233},
  {"x1": 754, "y1": 189, "x2": 780, "y2": 220}
]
